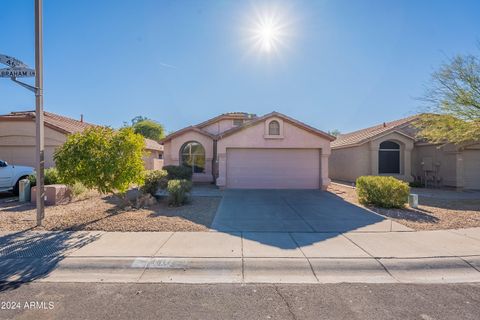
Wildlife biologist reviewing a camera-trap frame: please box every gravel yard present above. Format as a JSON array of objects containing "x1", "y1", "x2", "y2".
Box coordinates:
[
  {"x1": 0, "y1": 192, "x2": 221, "y2": 232},
  {"x1": 328, "y1": 183, "x2": 480, "y2": 230}
]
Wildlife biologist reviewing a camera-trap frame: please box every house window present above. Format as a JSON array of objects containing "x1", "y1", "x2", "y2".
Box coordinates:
[
  {"x1": 233, "y1": 119, "x2": 244, "y2": 126},
  {"x1": 378, "y1": 141, "x2": 400, "y2": 174},
  {"x1": 180, "y1": 141, "x2": 205, "y2": 173},
  {"x1": 268, "y1": 120, "x2": 280, "y2": 135}
]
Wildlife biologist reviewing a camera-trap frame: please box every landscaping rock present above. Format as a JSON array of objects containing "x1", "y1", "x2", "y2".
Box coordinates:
[
  {"x1": 31, "y1": 184, "x2": 72, "y2": 206},
  {"x1": 125, "y1": 188, "x2": 141, "y2": 202},
  {"x1": 135, "y1": 193, "x2": 157, "y2": 209}
]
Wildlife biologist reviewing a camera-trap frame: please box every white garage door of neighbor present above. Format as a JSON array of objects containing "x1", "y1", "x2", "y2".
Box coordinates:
[
  {"x1": 463, "y1": 150, "x2": 480, "y2": 190},
  {"x1": 226, "y1": 148, "x2": 320, "y2": 189}
]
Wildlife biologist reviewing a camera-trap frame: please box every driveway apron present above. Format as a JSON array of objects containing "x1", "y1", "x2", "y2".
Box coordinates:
[{"x1": 211, "y1": 189, "x2": 397, "y2": 233}]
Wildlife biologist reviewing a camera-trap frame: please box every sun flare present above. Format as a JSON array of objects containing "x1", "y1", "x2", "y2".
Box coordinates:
[
  {"x1": 255, "y1": 18, "x2": 280, "y2": 52},
  {"x1": 244, "y1": 4, "x2": 294, "y2": 57}
]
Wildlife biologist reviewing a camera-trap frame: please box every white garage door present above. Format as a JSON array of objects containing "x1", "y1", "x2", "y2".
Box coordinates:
[
  {"x1": 463, "y1": 150, "x2": 480, "y2": 190},
  {"x1": 226, "y1": 148, "x2": 320, "y2": 189}
]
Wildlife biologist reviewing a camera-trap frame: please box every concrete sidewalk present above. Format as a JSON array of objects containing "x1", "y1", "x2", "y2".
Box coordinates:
[{"x1": 1, "y1": 229, "x2": 480, "y2": 284}]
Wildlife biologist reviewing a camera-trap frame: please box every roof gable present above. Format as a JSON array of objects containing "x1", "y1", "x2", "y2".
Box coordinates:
[
  {"x1": 195, "y1": 112, "x2": 257, "y2": 129},
  {"x1": 160, "y1": 126, "x2": 216, "y2": 143},
  {"x1": 218, "y1": 111, "x2": 336, "y2": 141}
]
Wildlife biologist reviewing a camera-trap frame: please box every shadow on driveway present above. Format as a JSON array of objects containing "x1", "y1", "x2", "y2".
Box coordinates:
[{"x1": 211, "y1": 189, "x2": 403, "y2": 249}]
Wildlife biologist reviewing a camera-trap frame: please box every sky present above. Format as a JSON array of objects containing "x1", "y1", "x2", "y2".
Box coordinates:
[{"x1": 1, "y1": 0, "x2": 479, "y2": 134}]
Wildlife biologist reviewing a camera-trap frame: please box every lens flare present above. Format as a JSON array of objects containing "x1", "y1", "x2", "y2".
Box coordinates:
[{"x1": 242, "y1": 3, "x2": 294, "y2": 58}]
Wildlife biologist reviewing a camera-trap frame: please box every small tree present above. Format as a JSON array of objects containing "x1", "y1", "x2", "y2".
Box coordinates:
[
  {"x1": 54, "y1": 127, "x2": 145, "y2": 195},
  {"x1": 126, "y1": 116, "x2": 165, "y2": 141},
  {"x1": 328, "y1": 129, "x2": 341, "y2": 137},
  {"x1": 416, "y1": 53, "x2": 480, "y2": 144}
]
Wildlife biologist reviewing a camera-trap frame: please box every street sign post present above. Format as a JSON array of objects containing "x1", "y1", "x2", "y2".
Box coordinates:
[
  {"x1": 35, "y1": 0, "x2": 45, "y2": 226},
  {"x1": 0, "y1": 0, "x2": 45, "y2": 226}
]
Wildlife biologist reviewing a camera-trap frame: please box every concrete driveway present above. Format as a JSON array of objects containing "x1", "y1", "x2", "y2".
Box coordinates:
[{"x1": 211, "y1": 189, "x2": 410, "y2": 232}]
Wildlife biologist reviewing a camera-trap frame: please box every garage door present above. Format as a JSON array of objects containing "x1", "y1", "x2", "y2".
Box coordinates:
[
  {"x1": 463, "y1": 150, "x2": 480, "y2": 190},
  {"x1": 0, "y1": 146, "x2": 35, "y2": 167},
  {"x1": 226, "y1": 148, "x2": 320, "y2": 189}
]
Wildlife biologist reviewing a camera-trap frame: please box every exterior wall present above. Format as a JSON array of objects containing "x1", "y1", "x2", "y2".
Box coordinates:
[
  {"x1": 329, "y1": 144, "x2": 370, "y2": 182},
  {"x1": 330, "y1": 131, "x2": 414, "y2": 183},
  {"x1": 0, "y1": 120, "x2": 66, "y2": 168},
  {"x1": 216, "y1": 118, "x2": 331, "y2": 189},
  {"x1": 143, "y1": 149, "x2": 164, "y2": 170},
  {"x1": 202, "y1": 119, "x2": 238, "y2": 135},
  {"x1": 411, "y1": 144, "x2": 458, "y2": 187},
  {"x1": 162, "y1": 131, "x2": 214, "y2": 183},
  {"x1": 369, "y1": 132, "x2": 414, "y2": 182}
]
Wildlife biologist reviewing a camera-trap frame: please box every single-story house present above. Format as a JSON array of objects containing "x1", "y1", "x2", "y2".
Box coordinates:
[
  {"x1": 161, "y1": 112, "x2": 335, "y2": 189},
  {"x1": 330, "y1": 115, "x2": 480, "y2": 190},
  {"x1": 0, "y1": 111, "x2": 163, "y2": 170}
]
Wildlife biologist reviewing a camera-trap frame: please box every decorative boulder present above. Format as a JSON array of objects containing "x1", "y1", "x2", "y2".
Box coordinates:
[
  {"x1": 31, "y1": 184, "x2": 72, "y2": 206},
  {"x1": 134, "y1": 193, "x2": 157, "y2": 209}
]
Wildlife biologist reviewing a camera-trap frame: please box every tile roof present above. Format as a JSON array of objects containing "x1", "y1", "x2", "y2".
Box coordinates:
[
  {"x1": 0, "y1": 110, "x2": 93, "y2": 134},
  {"x1": 160, "y1": 126, "x2": 217, "y2": 143},
  {"x1": 332, "y1": 115, "x2": 420, "y2": 148},
  {"x1": 195, "y1": 112, "x2": 257, "y2": 129},
  {"x1": 144, "y1": 138, "x2": 163, "y2": 151}
]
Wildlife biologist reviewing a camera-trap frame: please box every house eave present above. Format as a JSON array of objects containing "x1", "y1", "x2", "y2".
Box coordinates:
[
  {"x1": 332, "y1": 129, "x2": 416, "y2": 150},
  {"x1": 160, "y1": 126, "x2": 216, "y2": 143}
]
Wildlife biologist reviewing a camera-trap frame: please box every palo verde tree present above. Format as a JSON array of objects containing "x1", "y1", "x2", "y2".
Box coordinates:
[
  {"x1": 416, "y1": 52, "x2": 480, "y2": 144},
  {"x1": 54, "y1": 126, "x2": 145, "y2": 194}
]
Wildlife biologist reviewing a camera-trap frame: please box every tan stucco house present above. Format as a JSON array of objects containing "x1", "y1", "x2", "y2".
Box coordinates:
[
  {"x1": 330, "y1": 115, "x2": 480, "y2": 190},
  {"x1": 161, "y1": 112, "x2": 335, "y2": 189},
  {"x1": 0, "y1": 111, "x2": 163, "y2": 170}
]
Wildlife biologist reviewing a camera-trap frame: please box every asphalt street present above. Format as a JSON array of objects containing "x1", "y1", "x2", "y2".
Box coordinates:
[{"x1": 0, "y1": 283, "x2": 479, "y2": 319}]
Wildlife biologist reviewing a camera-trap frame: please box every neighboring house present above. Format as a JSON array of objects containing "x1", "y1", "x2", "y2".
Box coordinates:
[
  {"x1": 144, "y1": 138, "x2": 163, "y2": 170},
  {"x1": 0, "y1": 111, "x2": 163, "y2": 169},
  {"x1": 161, "y1": 112, "x2": 335, "y2": 189},
  {"x1": 330, "y1": 115, "x2": 480, "y2": 190}
]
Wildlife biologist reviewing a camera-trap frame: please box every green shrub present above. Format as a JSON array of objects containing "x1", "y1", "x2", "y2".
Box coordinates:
[
  {"x1": 356, "y1": 176, "x2": 410, "y2": 208},
  {"x1": 141, "y1": 170, "x2": 168, "y2": 196},
  {"x1": 28, "y1": 168, "x2": 62, "y2": 186},
  {"x1": 163, "y1": 165, "x2": 193, "y2": 180},
  {"x1": 69, "y1": 182, "x2": 88, "y2": 198},
  {"x1": 167, "y1": 179, "x2": 192, "y2": 206},
  {"x1": 54, "y1": 126, "x2": 145, "y2": 194}
]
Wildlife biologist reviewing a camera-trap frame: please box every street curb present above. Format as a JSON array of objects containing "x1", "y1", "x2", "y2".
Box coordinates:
[{"x1": 19, "y1": 256, "x2": 480, "y2": 284}]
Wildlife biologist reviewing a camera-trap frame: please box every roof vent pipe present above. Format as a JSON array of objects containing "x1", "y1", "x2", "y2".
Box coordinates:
[{"x1": 80, "y1": 114, "x2": 84, "y2": 122}]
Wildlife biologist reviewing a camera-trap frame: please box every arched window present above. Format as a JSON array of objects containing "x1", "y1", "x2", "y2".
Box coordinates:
[
  {"x1": 379, "y1": 141, "x2": 400, "y2": 174},
  {"x1": 268, "y1": 120, "x2": 280, "y2": 135},
  {"x1": 181, "y1": 141, "x2": 205, "y2": 173}
]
